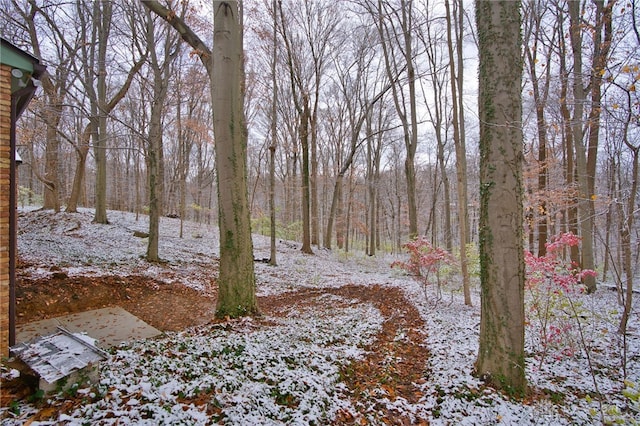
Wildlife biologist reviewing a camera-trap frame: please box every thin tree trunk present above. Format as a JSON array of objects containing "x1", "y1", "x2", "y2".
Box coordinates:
[
  {"x1": 602, "y1": 158, "x2": 616, "y2": 281},
  {"x1": 42, "y1": 119, "x2": 60, "y2": 212},
  {"x1": 568, "y1": 1, "x2": 597, "y2": 293},
  {"x1": 445, "y1": 0, "x2": 471, "y2": 306},
  {"x1": 523, "y1": 0, "x2": 554, "y2": 257},
  {"x1": 278, "y1": 1, "x2": 312, "y2": 254},
  {"x1": 617, "y1": 147, "x2": 637, "y2": 335},
  {"x1": 93, "y1": 0, "x2": 113, "y2": 224},
  {"x1": 144, "y1": 4, "x2": 175, "y2": 262},
  {"x1": 310, "y1": 99, "x2": 319, "y2": 248},
  {"x1": 557, "y1": 26, "x2": 580, "y2": 264},
  {"x1": 616, "y1": 84, "x2": 639, "y2": 335},
  {"x1": 374, "y1": 0, "x2": 418, "y2": 238},
  {"x1": 300, "y1": 99, "x2": 313, "y2": 254},
  {"x1": 269, "y1": 0, "x2": 278, "y2": 266},
  {"x1": 66, "y1": 125, "x2": 91, "y2": 212}
]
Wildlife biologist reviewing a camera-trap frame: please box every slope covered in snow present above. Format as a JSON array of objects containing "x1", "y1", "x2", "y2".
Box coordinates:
[{"x1": 2, "y1": 208, "x2": 639, "y2": 424}]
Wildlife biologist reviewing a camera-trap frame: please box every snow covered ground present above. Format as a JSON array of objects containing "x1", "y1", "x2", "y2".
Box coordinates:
[{"x1": 2, "y1": 208, "x2": 639, "y2": 424}]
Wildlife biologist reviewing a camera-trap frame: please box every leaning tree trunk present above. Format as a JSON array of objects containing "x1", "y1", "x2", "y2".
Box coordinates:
[
  {"x1": 213, "y1": 0, "x2": 257, "y2": 317},
  {"x1": 475, "y1": 0, "x2": 526, "y2": 396}
]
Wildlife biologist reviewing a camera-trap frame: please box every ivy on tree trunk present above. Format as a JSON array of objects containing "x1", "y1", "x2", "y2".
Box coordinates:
[{"x1": 475, "y1": 0, "x2": 527, "y2": 397}]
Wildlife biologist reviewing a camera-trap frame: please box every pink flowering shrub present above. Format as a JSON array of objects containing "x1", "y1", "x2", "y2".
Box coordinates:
[
  {"x1": 391, "y1": 237, "x2": 457, "y2": 301},
  {"x1": 525, "y1": 233, "x2": 597, "y2": 365}
]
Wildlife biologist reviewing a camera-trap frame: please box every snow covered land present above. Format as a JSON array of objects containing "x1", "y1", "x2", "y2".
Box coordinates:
[{"x1": 1, "y1": 208, "x2": 639, "y2": 425}]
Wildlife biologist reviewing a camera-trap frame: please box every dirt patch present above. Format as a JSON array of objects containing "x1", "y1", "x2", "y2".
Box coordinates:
[{"x1": 16, "y1": 273, "x2": 217, "y2": 332}]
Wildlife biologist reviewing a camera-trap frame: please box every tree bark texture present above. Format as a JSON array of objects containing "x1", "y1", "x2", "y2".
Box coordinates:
[
  {"x1": 445, "y1": 0, "x2": 471, "y2": 306},
  {"x1": 212, "y1": 0, "x2": 257, "y2": 317},
  {"x1": 269, "y1": 0, "x2": 278, "y2": 266},
  {"x1": 568, "y1": 1, "x2": 599, "y2": 293},
  {"x1": 93, "y1": 0, "x2": 112, "y2": 224},
  {"x1": 475, "y1": 0, "x2": 526, "y2": 396}
]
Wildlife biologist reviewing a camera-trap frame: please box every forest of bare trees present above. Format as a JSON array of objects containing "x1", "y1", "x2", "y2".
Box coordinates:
[{"x1": 1, "y1": 0, "x2": 638, "y2": 294}]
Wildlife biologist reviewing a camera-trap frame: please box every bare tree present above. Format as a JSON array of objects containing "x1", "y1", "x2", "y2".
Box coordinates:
[
  {"x1": 66, "y1": 1, "x2": 146, "y2": 214},
  {"x1": 417, "y1": 11, "x2": 453, "y2": 252},
  {"x1": 445, "y1": 0, "x2": 471, "y2": 306},
  {"x1": 277, "y1": 0, "x2": 339, "y2": 253},
  {"x1": 269, "y1": 0, "x2": 278, "y2": 265},
  {"x1": 9, "y1": 0, "x2": 81, "y2": 212},
  {"x1": 522, "y1": 0, "x2": 555, "y2": 256},
  {"x1": 141, "y1": 2, "x2": 181, "y2": 261},
  {"x1": 364, "y1": 0, "x2": 420, "y2": 239},
  {"x1": 211, "y1": 1, "x2": 257, "y2": 315},
  {"x1": 324, "y1": 25, "x2": 389, "y2": 250},
  {"x1": 142, "y1": 0, "x2": 257, "y2": 317},
  {"x1": 567, "y1": 0, "x2": 614, "y2": 293}
]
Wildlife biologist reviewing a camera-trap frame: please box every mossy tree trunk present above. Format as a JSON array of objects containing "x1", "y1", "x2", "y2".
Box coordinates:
[
  {"x1": 212, "y1": 0, "x2": 257, "y2": 317},
  {"x1": 475, "y1": 0, "x2": 526, "y2": 397},
  {"x1": 142, "y1": 0, "x2": 257, "y2": 318}
]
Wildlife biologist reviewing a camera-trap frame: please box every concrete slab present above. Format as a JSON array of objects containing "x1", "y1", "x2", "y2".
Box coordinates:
[{"x1": 16, "y1": 307, "x2": 162, "y2": 349}]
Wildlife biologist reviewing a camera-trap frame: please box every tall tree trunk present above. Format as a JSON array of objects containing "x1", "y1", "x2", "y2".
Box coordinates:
[
  {"x1": 422, "y1": 23, "x2": 453, "y2": 251},
  {"x1": 92, "y1": 0, "x2": 112, "y2": 224},
  {"x1": 366, "y1": 114, "x2": 377, "y2": 256},
  {"x1": 402, "y1": 0, "x2": 419, "y2": 239},
  {"x1": 617, "y1": 146, "x2": 638, "y2": 335},
  {"x1": 585, "y1": 0, "x2": 614, "y2": 288},
  {"x1": 615, "y1": 77, "x2": 639, "y2": 335},
  {"x1": 145, "y1": 71, "x2": 168, "y2": 262},
  {"x1": 568, "y1": 0, "x2": 600, "y2": 293},
  {"x1": 445, "y1": 0, "x2": 471, "y2": 306},
  {"x1": 21, "y1": 1, "x2": 66, "y2": 213},
  {"x1": 310, "y1": 99, "x2": 319, "y2": 247},
  {"x1": 475, "y1": 0, "x2": 526, "y2": 396},
  {"x1": 523, "y1": 0, "x2": 555, "y2": 257},
  {"x1": 142, "y1": 0, "x2": 257, "y2": 317},
  {"x1": 374, "y1": 0, "x2": 418, "y2": 238},
  {"x1": 300, "y1": 99, "x2": 313, "y2": 254},
  {"x1": 557, "y1": 16, "x2": 580, "y2": 264},
  {"x1": 144, "y1": 3, "x2": 176, "y2": 262},
  {"x1": 212, "y1": 0, "x2": 257, "y2": 317},
  {"x1": 278, "y1": 1, "x2": 312, "y2": 254},
  {"x1": 269, "y1": 0, "x2": 278, "y2": 266}
]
